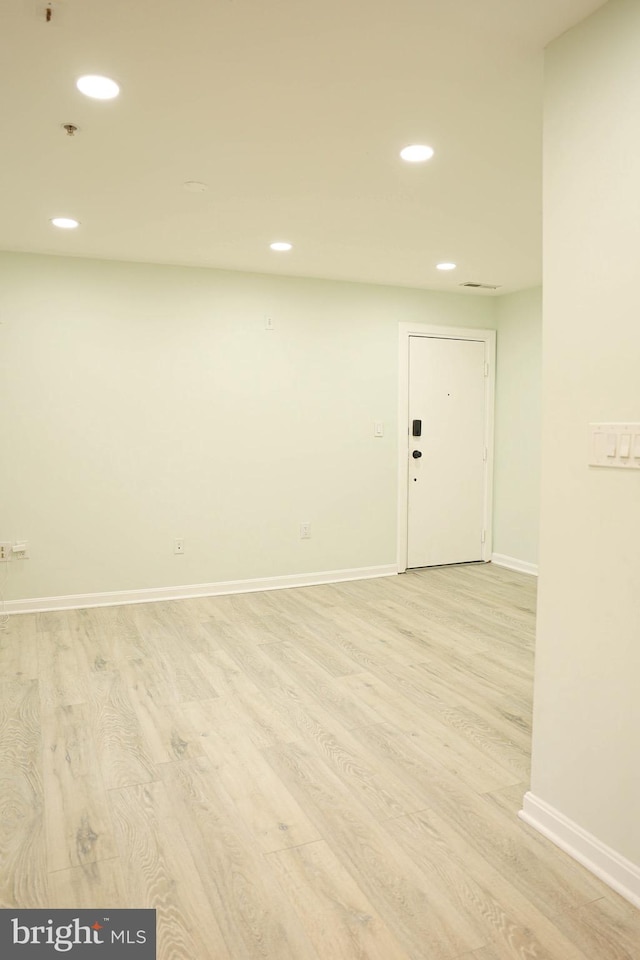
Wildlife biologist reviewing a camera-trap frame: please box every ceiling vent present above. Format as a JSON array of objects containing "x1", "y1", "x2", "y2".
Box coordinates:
[{"x1": 460, "y1": 282, "x2": 501, "y2": 290}]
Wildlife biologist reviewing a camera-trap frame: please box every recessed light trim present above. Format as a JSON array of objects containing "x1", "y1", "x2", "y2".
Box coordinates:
[
  {"x1": 76, "y1": 75, "x2": 120, "y2": 100},
  {"x1": 436, "y1": 262, "x2": 456, "y2": 271},
  {"x1": 270, "y1": 242, "x2": 292, "y2": 252},
  {"x1": 400, "y1": 144, "x2": 434, "y2": 163},
  {"x1": 50, "y1": 217, "x2": 80, "y2": 229}
]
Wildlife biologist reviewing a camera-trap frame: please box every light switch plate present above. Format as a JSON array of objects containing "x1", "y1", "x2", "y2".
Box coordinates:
[{"x1": 589, "y1": 423, "x2": 640, "y2": 469}]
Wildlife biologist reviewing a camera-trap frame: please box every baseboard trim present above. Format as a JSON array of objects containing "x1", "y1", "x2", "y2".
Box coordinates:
[
  {"x1": 3, "y1": 564, "x2": 399, "y2": 615},
  {"x1": 491, "y1": 553, "x2": 538, "y2": 576},
  {"x1": 519, "y1": 791, "x2": 640, "y2": 909}
]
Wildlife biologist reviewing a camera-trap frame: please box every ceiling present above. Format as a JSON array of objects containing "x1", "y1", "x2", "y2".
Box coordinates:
[{"x1": 0, "y1": 0, "x2": 604, "y2": 295}]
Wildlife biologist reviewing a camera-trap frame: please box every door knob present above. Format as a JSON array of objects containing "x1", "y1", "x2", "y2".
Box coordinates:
[{"x1": 412, "y1": 450, "x2": 422, "y2": 459}]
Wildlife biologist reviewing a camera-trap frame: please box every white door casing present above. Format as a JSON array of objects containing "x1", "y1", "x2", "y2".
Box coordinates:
[{"x1": 397, "y1": 324, "x2": 496, "y2": 572}]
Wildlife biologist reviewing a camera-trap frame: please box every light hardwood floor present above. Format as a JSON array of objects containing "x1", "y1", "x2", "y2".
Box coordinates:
[{"x1": 1, "y1": 563, "x2": 638, "y2": 959}]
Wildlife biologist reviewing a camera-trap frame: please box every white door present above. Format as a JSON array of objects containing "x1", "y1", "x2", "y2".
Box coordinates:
[{"x1": 407, "y1": 335, "x2": 487, "y2": 568}]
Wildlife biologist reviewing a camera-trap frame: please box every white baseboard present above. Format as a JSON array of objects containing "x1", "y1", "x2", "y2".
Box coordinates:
[
  {"x1": 491, "y1": 553, "x2": 538, "y2": 576},
  {"x1": 3, "y1": 564, "x2": 398, "y2": 615},
  {"x1": 519, "y1": 792, "x2": 640, "y2": 909}
]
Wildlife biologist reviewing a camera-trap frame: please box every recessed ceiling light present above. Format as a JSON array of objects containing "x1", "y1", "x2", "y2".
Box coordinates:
[
  {"x1": 76, "y1": 75, "x2": 120, "y2": 100},
  {"x1": 400, "y1": 144, "x2": 434, "y2": 163},
  {"x1": 270, "y1": 242, "x2": 292, "y2": 251},
  {"x1": 50, "y1": 217, "x2": 80, "y2": 229},
  {"x1": 436, "y1": 262, "x2": 457, "y2": 271}
]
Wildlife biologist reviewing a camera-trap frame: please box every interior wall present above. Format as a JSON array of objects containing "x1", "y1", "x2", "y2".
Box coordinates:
[
  {"x1": 0, "y1": 251, "x2": 496, "y2": 602},
  {"x1": 493, "y1": 287, "x2": 542, "y2": 568},
  {"x1": 532, "y1": 0, "x2": 640, "y2": 866}
]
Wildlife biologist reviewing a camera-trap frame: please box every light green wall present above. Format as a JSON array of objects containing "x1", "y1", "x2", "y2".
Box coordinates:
[
  {"x1": 0, "y1": 251, "x2": 497, "y2": 601},
  {"x1": 493, "y1": 287, "x2": 542, "y2": 567},
  {"x1": 532, "y1": 0, "x2": 640, "y2": 865}
]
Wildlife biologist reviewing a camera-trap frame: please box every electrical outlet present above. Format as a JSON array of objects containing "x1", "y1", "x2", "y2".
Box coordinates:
[
  {"x1": 174, "y1": 538, "x2": 185, "y2": 555},
  {"x1": 265, "y1": 315, "x2": 274, "y2": 331},
  {"x1": 299, "y1": 522, "x2": 311, "y2": 540},
  {"x1": 0, "y1": 542, "x2": 12, "y2": 562},
  {"x1": 12, "y1": 541, "x2": 29, "y2": 559}
]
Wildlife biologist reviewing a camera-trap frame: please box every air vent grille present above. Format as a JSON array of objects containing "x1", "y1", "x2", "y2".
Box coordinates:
[{"x1": 460, "y1": 282, "x2": 501, "y2": 290}]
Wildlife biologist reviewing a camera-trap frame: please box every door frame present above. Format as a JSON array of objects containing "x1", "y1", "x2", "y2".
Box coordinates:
[{"x1": 397, "y1": 323, "x2": 496, "y2": 573}]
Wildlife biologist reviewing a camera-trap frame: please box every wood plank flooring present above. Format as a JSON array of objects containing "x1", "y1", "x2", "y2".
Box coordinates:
[{"x1": 1, "y1": 562, "x2": 639, "y2": 959}]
